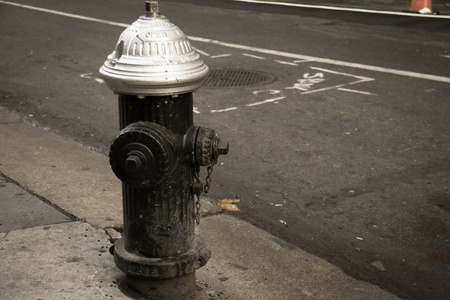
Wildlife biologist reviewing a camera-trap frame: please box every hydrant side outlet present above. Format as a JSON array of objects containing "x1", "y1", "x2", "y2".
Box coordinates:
[{"x1": 109, "y1": 121, "x2": 177, "y2": 188}]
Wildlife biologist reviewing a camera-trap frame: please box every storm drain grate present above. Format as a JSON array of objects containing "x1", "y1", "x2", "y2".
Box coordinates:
[{"x1": 204, "y1": 69, "x2": 275, "y2": 88}]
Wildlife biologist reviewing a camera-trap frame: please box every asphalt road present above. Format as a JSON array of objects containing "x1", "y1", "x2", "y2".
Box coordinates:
[{"x1": 1, "y1": 0, "x2": 449, "y2": 299}]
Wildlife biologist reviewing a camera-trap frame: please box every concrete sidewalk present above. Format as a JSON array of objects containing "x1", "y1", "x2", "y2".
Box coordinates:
[{"x1": 0, "y1": 107, "x2": 402, "y2": 300}]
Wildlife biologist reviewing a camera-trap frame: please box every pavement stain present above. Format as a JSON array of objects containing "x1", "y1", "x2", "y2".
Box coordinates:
[
  {"x1": 428, "y1": 193, "x2": 450, "y2": 212},
  {"x1": 66, "y1": 256, "x2": 83, "y2": 263},
  {"x1": 340, "y1": 188, "x2": 367, "y2": 198},
  {"x1": 230, "y1": 263, "x2": 248, "y2": 271},
  {"x1": 430, "y1": 252, "x2": 450, "y2": 263},
  {"x1": 370, "y1": 260, "x2": 387, "y2": 272}
]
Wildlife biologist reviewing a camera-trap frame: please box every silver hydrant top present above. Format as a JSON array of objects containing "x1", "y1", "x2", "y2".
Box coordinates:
[{"x1": 100, "y1": 1, "x2": 209, "y2": 96}]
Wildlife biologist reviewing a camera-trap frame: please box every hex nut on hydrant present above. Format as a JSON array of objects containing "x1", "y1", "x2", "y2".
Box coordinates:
[
  {"x1": 99, "y1": 2, "x2": 229, "y2": 299},
  {"x1": 124, "y1": 154, "x2": 143, "y2": 172}
]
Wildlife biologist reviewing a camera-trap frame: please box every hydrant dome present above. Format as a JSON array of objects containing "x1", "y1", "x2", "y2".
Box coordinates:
[{"x1": 100, "y1": 11, "x2": 208, "y2": 96}]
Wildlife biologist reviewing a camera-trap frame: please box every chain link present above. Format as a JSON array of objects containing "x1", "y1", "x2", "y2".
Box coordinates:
[
  {"x1": 194, "y1": 193, "x2": 201, "y2": 225},
  {"x1": 194, "y1": 166, "x2": 202, "y2": 225},
  {"x1": 203, "y1": 155, "x2": 218, "y2": 194},
  {"x1": 194, "y1": 153, "x2": 218, "y2": 224}
]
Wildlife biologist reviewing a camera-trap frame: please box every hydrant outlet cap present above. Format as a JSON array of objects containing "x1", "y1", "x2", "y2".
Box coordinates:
[{"x1": 100, "y1": 2, "x2": 208, "y2": 96}]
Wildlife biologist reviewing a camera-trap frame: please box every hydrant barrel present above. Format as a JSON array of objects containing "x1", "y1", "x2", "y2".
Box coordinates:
[
  {"x1": 118, "y1": 93, "x2": 193, "y2": 134},
  {"x1": 114, "y1": 94, "x2": 197, "y2": 258}
]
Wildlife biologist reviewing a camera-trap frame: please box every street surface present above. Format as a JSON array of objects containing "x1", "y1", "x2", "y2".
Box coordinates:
[{"x1": 1, "y1": 0, "x2": 449, "y2": 299}]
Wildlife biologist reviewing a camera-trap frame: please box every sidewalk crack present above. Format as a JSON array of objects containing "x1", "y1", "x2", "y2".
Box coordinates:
[
  {"x1": 0, "y1": 121, "x2": 20, "y2": 125},
  {"x1": 0, "y1": 232, "x2": 9, "y2": 239}
]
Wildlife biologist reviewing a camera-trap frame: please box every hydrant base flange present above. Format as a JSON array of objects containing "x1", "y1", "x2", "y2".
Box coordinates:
[
  {"x1": 114, "y1": 234, "x2": 211, "y2": 280},
  {"x1": 126, "y1": 272, "x2": 196, "y2": 300}
]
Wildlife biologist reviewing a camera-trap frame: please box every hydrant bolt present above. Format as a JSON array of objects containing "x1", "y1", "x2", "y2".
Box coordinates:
[
  {"x1": 216, "y1": 141, "x2": 230, "y2": 156},
  {"x1": 145, "y1": 1, "x2": 160, "y2": 18},
  {"x1": 191, "y1": 182, "x2": 204, "y2": 195},
  {"x1": 109, "y1": 121, "x2": 175, "y2": 188},
  {"x1": 124, "y1": 154, "x2": 143, "y2": 172}
]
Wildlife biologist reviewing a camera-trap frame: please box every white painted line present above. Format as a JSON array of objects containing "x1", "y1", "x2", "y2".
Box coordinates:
[
  {"x1": 253, "y1": 89, "x2": 282, "y2": 95},
  {"x1": 3, "y1": 0, "x2": 449, "y2": 84},
  {"x1": 310, "y1": 67, "x2": 374, "y2": 82},
  {"x1": 243, "y1": 53, "x2": 266, "y2": 60},
  {"x1": 293, "y1": 59, "x2": 312, "y2": 63},
  {"x1": 231, "y1": 0, "x2": 450, "y2": 19},
  {"x1": 210, "y1": 107, "x2": 238, "y2": 113},
  {"x1": 0, "y1": 0, "x2": 129, "y2": 27},
  {"x1": 193, "y1": 107, "x2": 201, "y2": 114},
  {"x1": 210, "y1": 54, "x2": 232, "y2": 59},
  {"x1": 337, "y1": 88, "x2": 375, "y2": 95},
  {"x1": 397, "y1": 145, "x2": 420, "y2": 153},
  {"x1": 299, "y1": 83, "x2": 346, "y2": 95},
  {"x1": 80, "y1": 73, "x2": 92, "y2": 79},
  {"x1": 246, "y1": 96, "x2": 286, "y2": 106},
  {"x1": 191, "y1": 47, "x2": 210, "y2": 57},
  {"x1": 274, "y1": 60, "x2": 298, "y2": 66},
  {"x1": 188, "y1": 36, "x2": 450, "y2": 84},
  {"x1": 95, "y1": 78, "x2": 105, "y2": 84},
  {"x1": 290, "y1": 66, "x2": 375, "y2": 95},
  {"x1": 442, "y1": 55, "x2": 450, "y2": 59}
]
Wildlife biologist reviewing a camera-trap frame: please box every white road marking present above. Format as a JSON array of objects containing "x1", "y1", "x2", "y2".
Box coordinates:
[
  {"x1": 188, "y1": 37, "x2": 450, "y2": 84},
  {"x1": 288, "y1": 67, "x2": 374, "y2": 95},
  {"x1": 210, "y1": 107, "x2": 238, "y2": 113},
  {"x1": 0, "y1": 0, "x2": 129, "y2": 27},
  {"x1": 243, "y1": 53, "x2": 266, "y2": 60},
  {"x1": 210, "y1": 54, "x2": 232, "y2": 59},
  {"x1": 301, "y1": 83, "x2": 351, "y2": 95},
  {"x1": 80, "y1": 73, "x2": 92, "y2": 79},
  {"x1": 253, "y1": 90, "x2": 282, "y2": 95},
  {"x1": 337, "y1": 88, "x2": 375, "y2": 95},
  {"x1": 397, "y1": 145, "x2": 421, "y2": 153},
  {"x1": 81, "y1": 74, "x2": 104, "y2": 84},
  {"x1": 2, "y1": 0, "x2": 449, "y2": 84},
  {"x1": 231, "y1": 0, "x2": 450, "y2": 19},
  {"x1": 293, "y1": 59, "x2": 312, "y2": 63},
  {"x1": 246, "y1": 96, "x2": 286, "y2": 106},
  {"x1": 310, "y1": 67, "x2": 374, "y2": 82},
  {"x1": 274, "y1": 60, "x2": 298, "y2": 66},
  {"x1": 193, "y1": 107, "x2": 201, "y2": 114},
  {"x1": 442, "y1": 55, "x2": 450, "y2": 59},
  {"x1": 191, "y1": 47, "x2": 210, "y2": 56}
]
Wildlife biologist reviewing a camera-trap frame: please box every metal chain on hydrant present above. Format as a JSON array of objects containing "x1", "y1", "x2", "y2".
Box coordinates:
[
  {"x1": 194, "y1": 155, "x2": 218, "y2": 224},
  {"x1": 203, "y1": 155, "x2": 218, "y2": 194}
]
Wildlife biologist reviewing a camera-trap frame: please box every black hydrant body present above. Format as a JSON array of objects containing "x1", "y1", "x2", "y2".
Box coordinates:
[
  {"x1": 111, "y1": 94, "x2": 209, "y2": 276},
  {"x1": 99, "y1": 2, "x2": 228, "y2": 298}
]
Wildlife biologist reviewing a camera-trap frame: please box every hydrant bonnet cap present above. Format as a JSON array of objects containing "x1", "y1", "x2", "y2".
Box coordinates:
[{"x1": 99, "y1": 1, "x2": 209, "y2": 96}]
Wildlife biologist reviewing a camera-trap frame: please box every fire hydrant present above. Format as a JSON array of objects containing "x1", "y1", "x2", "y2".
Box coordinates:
[{"x1": 99, "y1": 2, "x2": 228, "y2": 298}]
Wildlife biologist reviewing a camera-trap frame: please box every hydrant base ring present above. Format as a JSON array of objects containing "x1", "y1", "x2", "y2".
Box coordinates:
[{"x1": 114, "y1": 234, "x2": 211, "y2": 280}]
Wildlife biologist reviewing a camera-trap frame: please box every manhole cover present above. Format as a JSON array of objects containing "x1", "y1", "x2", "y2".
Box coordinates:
[{"x1": 204, "y1": 69, "x2": 274, "y2": 88}]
